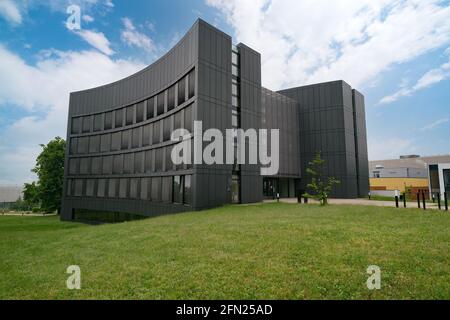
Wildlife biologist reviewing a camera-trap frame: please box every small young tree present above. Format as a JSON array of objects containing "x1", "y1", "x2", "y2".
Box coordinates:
[
  {"x1": 23, "y1": 182, "x2": 40, "y2": 208},
  {"x1": 303, "y1": 152, "x2": 340, "y2": 205}
]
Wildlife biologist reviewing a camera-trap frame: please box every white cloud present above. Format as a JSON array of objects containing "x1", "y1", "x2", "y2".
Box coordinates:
[
  {"x1": 379, "y1": 59, "x2": 450, "y2": 104},
  {"x1": 420, "y1": 118, "x2": 449, "y2": 131},
  {"x1": 75, "y1": 29, "x2": 115, "y2": 56},
  {"x1": 207, "y1": 0, "x2": 450, "y2": 90},
  {"x1": 120, "y1": 17, "x2": 156, "y2": 54},
  {"x1": 0, "y1": 0, "x2": 22, "y2": 24},
  {"x1": 0, "y1": 45, "x2": 145, "y2": 185},
  {"x1": 368, "y1": 137, "x2": 416, "y2": 160}
]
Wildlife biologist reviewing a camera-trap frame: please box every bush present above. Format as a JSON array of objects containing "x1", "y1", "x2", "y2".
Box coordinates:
[{"x1": 32, "y1": 207, "x2": 42, "y2": 213}]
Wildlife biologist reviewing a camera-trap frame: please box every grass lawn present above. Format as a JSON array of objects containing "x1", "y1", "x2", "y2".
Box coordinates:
[{"x1": 0, "y1": 203, "x2": 448, "y2": 300}]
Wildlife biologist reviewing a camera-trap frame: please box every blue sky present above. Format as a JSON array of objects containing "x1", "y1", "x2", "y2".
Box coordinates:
[{"x1": 0, "y1": 0, "x2": 449, "y2": 185}]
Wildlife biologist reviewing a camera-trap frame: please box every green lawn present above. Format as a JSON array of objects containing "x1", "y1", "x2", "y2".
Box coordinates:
[{"x1": 0, "y1": 203, "x2": 449, "y2": 299}]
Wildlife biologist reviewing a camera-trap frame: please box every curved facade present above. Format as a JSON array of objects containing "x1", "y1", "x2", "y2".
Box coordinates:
[{"x1": 61, "y1": 19, "x2": 369, "y2": 222}]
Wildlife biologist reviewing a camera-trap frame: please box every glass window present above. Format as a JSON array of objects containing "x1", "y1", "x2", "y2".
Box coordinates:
[
  {"x1": 232, "y1": 96, "x2": 239, "y2": 108},
  {"x1": 126, "y1": 105, "x2": 134, "y2": 125},
  {"x1": 119, "y1": 178, "x2": 128, "y2": 198},
  {"x1": 104, "y1": 112, "x2": 113, "y2": 130},
  {"x1": 155, "y1": 148, "x2": 163, "y2": 172},
  {"x1": 165, "y1": 145, "x2": 173, "y2": 172},
  {"x1": 82, "y1": 116, "x2": 91, "y2": 133},
  {"x1": 153, "y1": 121, "x2": 161, "y2": 144},
  {"x1": 93, "y1": 114, "x2": 102, "y2": 132},
  {"x1": 162, "y1": 177, "x2": 172, "y2": 203},
  {"x1": 140, "y1": 178, "x2": 150, "y2": 200},
  {"x1": 157, "y1": 92, "x2": 165, "y2": 116},
  {"x1": 115, "y1": 108, "x2": 123, "y2": 128},
  {"x1": 70, "y1": 138, "x2": 78, "y2": 155},
  {"x1": 174, "y1": 111, "x2": 182, "y2": 131},
  {"x1": 80, "y1": 158, "x2": 90, "y2": 174},
  {"x1": 74, "y1": 179, "x2": 83, "y2": 197},
  {"x1": 66, "y1": 179, "x2": 72, "y2": 196},
  {"x1": 184, "y1": 175, "x2": 192, "y2": 205},
  {"x1": 132, "y1": 127, "x2": 141, "y2": 148},
  {"x1": 232, "y1": 65, "x2": 239, "y2": 77},
  {"x1": 100, "y1": 134, "x2": 111, "y2": 152},
  {"x1": 91, "y1": 157, "x2": 102, "y2": 174},
  {"x1": 108, "y1": 179, "x2": 117, "y2": 198},
  {"x1": 167, "y1": 85, "x2": 175, "y2": 111},
  {"x1": 151, "y1": 177, "x2": 161, "y2": 201},
  {"x1": 142, "y1": 124, "x2": 151, "y2": 147},
  {"x1": 113, "y1": 154, "x2": 123, "y2": 174},
  {"x1": 86, "y1": 179, "x2": 95, "y2": 197},
  {"x1": 69, "y1": 158, "x2": 79, "y2": 175},
  {"x1": 232, "y1": 110, "x2": 238, "y2": 127},
  {"x1": 232, "y1": 83, "x2": 238, "y2": 96},
  {"x1": 136, "y1": 102, "x2": 144, "y2": 123},
  {"x1": 145, "y1": 150, "x2": 153, "y2": 173},
  {"x1": 232, "y1": 52, "x2": 239, "y2": 65},
  {"x1": 89, "y1": 135, "x2": 100, "y2": 153},
  {"x1": 173, "y1": 176, "x2": 183, "y2": 203},
  {"x1": 102, "y1": 155, "x2": 113, "y2": 174},
  {"x1": 71, "y1": 117, "x2": 81, "y2": 134},
  {"x1": 163, "y1": 117, "x2": 171, "y2": 142},
  {"x1": 77, "y1": 137, "x2": 89, "y2": 154},
  {"x1": 178, "y1": 76, "x2": 186, "y2": 105},
  {"x1": 121, "y1": 129, "x2": 131, "y2": 150},
  {"x1": 134, "y1": 151, "x2": 144, "y2": 173},
  {"x1": 188, "y1": 70, "x2": 195, "y2": 99},
  {"x1": 97, "y1": 179, "x2": 106, "y2": 197},
  {"x1": 184, "y1": 105, "x2": 192, "y2": 133},
  {"x1": 111, "y1": 132, "x2": 121, "y2": 151},
  {"x1": 146, "y1": 97, "x2": 154, "y2": 119},
  {"x1": 130, "y1": 178, "x2": 139, "y2": 199},
  {"x1": 123, "y1": 153, "x2": 134, "y2": 174}
]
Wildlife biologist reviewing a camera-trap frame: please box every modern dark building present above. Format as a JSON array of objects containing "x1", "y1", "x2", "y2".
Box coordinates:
[{"x1": 61, "y1": 19, "x2": 368, "y2": 222}]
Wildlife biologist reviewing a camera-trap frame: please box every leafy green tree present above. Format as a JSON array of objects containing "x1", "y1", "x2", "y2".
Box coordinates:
[
  {"x1": 303, "y1": 152, "x2": 340, "y2": 205},
  {"x1": 32, "y1": 137, "x2": 66, "y2": 213},
  {"x1": 23, "y1": 182, "x2": 40, "y2": 208}
]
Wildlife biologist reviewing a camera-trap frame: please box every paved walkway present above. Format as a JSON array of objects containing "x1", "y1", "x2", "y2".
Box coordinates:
[{"x1": 264, "y1": 198, "x2": 446, "y2": 210}]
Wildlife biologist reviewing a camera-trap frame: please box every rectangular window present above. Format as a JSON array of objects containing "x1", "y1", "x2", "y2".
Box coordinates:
[
  {"x1": 146, "y1": 97, "x2": 154, "y2": 119},
  {"x1": 123, "y1": 153, "x2": 134, "y2": 174},
  {"x1": 142, "y1": 124, "x2": 151, "y2": 147},
  {"x1": 157, "y1": 91, "x2": 165, "y2": 116},
  {"x1": 173, "y1": 175, "x2": 183, "y2": 203},
  {"x1": 74, "y1": 179, "x2": 83, "y2": 197},
  {"x1": 153, "y1": 121, "x2": 161, "y2": 144},
  {"x1": 93, "y1": 114, "x2": 102, "y2": 132},
  {"x1": 77, "y1": 137, "x2": 89, "y2": 154},
  {"x1": 104, "y1": 112, "x2": 113, "y2": 130},
  {"x1": 184, "y1": 105, "x2": 192, "y2": 133},
  {"x1": 232, "y1": 110, "x2": 238, "y2": 127},
  {"x1": 80, "y1": 158, "x2": 90, "y2": 175},
  {"x1": 232, "y1": 52, "x2": 239, "y2": 65},
  {"x1": 130, "y1": 178, "x2": 139, "y2": 199},
  {"x1": 113, "y1": 154, "x2": 123, "y2": 174},
  {"x1": 232, "y1": 65, "x2": 239, "y2": 77},
  {"x1": 162, "y1": 177, "x2": 172, "y2": 203},
  {"x1": 108, "y1": 179, "x2": 117, "y2": 198},
  {"x1": 167, "y1": 85, "x2": 175, "y2": 111},
  {"x1": 163, "y1": 117, "x2": 171, "y2": 142},
  {"x1": 174, "y1": 111, "x2": 182, "y2": 131},
  {"x1": 134, "y1": 151, "x2": 144, "y2": 173},
  {"x1": 70, "y1": 138, "x2": 78, "y2": 155},
  {"x1": 132, "y1": 127, "x2": 141, "y2": 148},
  {"x1": 126, "y1": 105, "x2": 134, "y2": 125},
  {"x1": 184, "y1": 175, "x2": 192, "y2": 205},
  {"x1": 66, "y1": 179, "x2": 72, "y2": 196},
  {"x1": 155, "y1": 148, "x2": 163, "y2": 172},
  {"x1": 82, "y1": 116, "x2": 92, "y2": 133},
  {"x1": 178, "y1": 77, "x2": 186, "y2": 105},
  {"x1": 136, "y1": 102, "x2": 144, "y2": 123},
  {"x1": 151, "y1": 177, "x2": 161, "y2": 201},
  {"x1": 232, "y1": 96, "x2": 239, "y2": 108},
  {"x1": 165, "y1": 145, "x2": 173, "y2": 172},
  {"x1": 102, "y1": 155, "x2": 113, "y2": 174},
  {"x1": 100, "y1": 134, "x2": 111, "y2": 152},
  {"x1": 97, "y1": 179, "x2": 106, "y2": 197},
  {"x1": 91, "y1": 157, "x2": 102, "y2": 174},
  {"x1": 111, "y1": 132, "x2": 121, "y2": 151},
  {"x1": 145, "y1": 150, "x2": 153, "y2": 173},
  {"x1": 115, "y1": 108, "x2": 123, "y2": 128},
  {"x1": 71, "y1": 117, "x2": 81, "y2": 134},
  {"x1": 121, "y1": 129, "x2": 131, "y2": 150},
  {"x1": 232, "y1": 80, "x2": 239, "y2": 96},
  {"x1": 86, "y1": 179, "x2": 95, "y2": 197},
  {"x1": 140, "y1": 178, "x2": 150, "y2": 200},
  {"x1": 89, "y1": 135, "x2": 100, "y2": 153},
  {"x1": 188, "y1": 70, "x2": 195, "y2": 99},
  {"x1": 69, "y1": 158, "x2": 79, "y2": 175},
  {"x1": 119, "y1": 178, "x2": 128, "y2": 198}
]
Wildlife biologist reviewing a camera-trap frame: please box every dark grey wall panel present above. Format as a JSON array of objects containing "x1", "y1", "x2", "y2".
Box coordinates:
[{"x1": 353, "y1": 89, "x2": 369, "y2": 197}]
